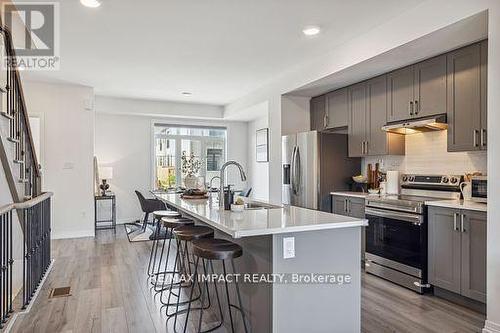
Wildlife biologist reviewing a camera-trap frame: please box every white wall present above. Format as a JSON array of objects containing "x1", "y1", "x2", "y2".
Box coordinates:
[
  {"x1": 95, "y1": 96, "x2": 248, "y2": 223},
  {"x1": 363, "y1": 131, "x2": 487, "y2": 175},
  {"x1": 247, "y1": 115, "x2": 269, "y2": 201},
  {"x1": 23, "y1": 81, "x2": 95, "y2": 239}
]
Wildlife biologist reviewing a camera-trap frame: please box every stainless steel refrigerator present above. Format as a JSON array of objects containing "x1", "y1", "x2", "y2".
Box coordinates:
[{"x1": 282, "y1": 131, "x2": 360, "y2": 212}]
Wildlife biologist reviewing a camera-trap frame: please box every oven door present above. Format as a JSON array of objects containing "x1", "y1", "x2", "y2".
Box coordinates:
[{"x1": 365, "y1": 207, "x2": 426, "y2": 270}]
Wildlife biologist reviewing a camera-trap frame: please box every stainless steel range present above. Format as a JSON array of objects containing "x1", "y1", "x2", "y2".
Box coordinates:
[{"x1": 364, "y1": 174, "x2": 462, "y2": 293}]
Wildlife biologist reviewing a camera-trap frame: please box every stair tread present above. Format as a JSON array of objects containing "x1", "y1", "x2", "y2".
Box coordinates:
[{"x1": 1, "y1": 111, "x2": 13, "y2": 120}]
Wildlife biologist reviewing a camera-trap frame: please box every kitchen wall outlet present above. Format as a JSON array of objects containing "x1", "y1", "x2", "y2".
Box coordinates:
[{"x1": 283, "y1": 237, "x2": 295, "y2": 259}]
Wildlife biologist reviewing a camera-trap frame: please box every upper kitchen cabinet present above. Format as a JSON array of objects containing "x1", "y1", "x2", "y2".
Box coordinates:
[
  {"x1": 310, "y1": 95, "x2": 326, "y2": 132},
  {"x1": 326, "y1": 88, "x2": 349, "y2": 129},
  {"x1": 387, "y1": 66, "x2": 414, "y2": 122},
  {"x1": 348, "y1": 76, "x2": 405, "y2": 157},
  {"x1": 447, "y1": 41, "x2": 487, "y2": 152},
  {"x1": 387, "y1": 55, "x2": 447, "y2": 122}
]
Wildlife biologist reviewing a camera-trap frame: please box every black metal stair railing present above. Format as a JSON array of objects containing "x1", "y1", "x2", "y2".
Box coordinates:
[
  {"x1": 0, "y1": 192, "x2": 52, "y2": 330},
  {"x1": 0, "y1": 208, "x2": 13, "y2": 329}
]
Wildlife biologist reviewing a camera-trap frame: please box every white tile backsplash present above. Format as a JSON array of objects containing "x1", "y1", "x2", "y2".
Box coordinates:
[{"x1": 362, "y1": 130, "x2": 487, "y2": 176}]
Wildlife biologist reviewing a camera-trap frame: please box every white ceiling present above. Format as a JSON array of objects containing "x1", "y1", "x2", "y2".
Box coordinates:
[{"x1": 22, "y1": 0, "x2": 425, "y2": 106}]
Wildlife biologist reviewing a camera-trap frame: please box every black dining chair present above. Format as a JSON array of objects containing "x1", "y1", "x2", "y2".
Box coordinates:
[{"x1": 135, "y1": 190, "x2": 166, "y2": 231}]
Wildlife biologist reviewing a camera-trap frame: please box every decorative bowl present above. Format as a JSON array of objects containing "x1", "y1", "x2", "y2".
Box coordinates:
[
  {"x1": 352, "y1": 175, "x2": 368, "y2": 184},
  {"x1": 368, "y1": 188, "x2": 380, "y2": 195}
]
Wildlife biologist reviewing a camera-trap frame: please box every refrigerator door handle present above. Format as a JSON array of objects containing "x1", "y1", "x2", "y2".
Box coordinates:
[
  {"x1": 294, "y1": 146, "x2": 301, "y2": 195},
  {"x1": 291, "y1": 146, "x2": 297, "y2": 195}
]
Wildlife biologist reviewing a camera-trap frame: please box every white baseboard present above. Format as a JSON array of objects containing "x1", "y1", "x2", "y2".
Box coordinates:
[
  {"x1": 484, "y1": 320, "x2": 500, "y2": 333},
  {"x1": 52, "y1": 230, "x2": 95, "y2": 239}
]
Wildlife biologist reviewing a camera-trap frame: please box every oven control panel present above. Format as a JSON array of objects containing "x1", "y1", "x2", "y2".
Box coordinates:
[{"x1": 401, "y1": 174, "x2": 463, "y2": 187}]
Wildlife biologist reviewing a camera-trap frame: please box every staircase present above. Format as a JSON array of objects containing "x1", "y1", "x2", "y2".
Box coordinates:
[
  {"x1": 0, "y1": 26, "x2": 41, "y2": 202},
  {"x1": 0, "y1": 24, "x2": 51, "y2": 331}
]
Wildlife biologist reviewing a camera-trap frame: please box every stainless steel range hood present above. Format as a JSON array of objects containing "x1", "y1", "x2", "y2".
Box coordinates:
[{"x1": 382, "y1": 114, "x2": 447, "y2": 135}]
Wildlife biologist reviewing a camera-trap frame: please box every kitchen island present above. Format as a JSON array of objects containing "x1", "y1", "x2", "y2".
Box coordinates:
[{"x1": 154, "y1": 192, "x2": 367, "y2": 333}]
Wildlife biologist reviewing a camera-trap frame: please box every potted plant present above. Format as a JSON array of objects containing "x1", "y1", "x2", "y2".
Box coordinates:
[{"x1": 181, "y1": 151, "x2": 202, "y2": 189}]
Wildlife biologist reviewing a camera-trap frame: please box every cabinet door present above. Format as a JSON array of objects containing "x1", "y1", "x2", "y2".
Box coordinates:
[
  {"x1": 413, "y1": 55, "x2": 447, "y2": 118},
  {"x1": 447, "y1": 43, "x2": 482, "y2": 152},
  {"x1": 348, "y1": 83, "x2": 367, "y2": 157},
  {"x1": 331, "y1": 195, "x2": 348, "y2": 215},
  {"x1": 387, "y1": 66, "x2": 414, "y2": 122},
  {"x1": 428, "y1": 207, "x2": 461, "y2": 294},
  {"x1": 326, "y1": 88, "x2": 349, "y2": 129},
  {"x1": 366, "y1": 76, "x2": 388, "y2": 156},
  {"x1": 310, "y1": 95, "x2": 326, "y2": 131},
  {"x1": 480, "y1": 40, "x2": 488, "y2": 150},
  {"x1": 461, "y1": 210, "x2": 487, "y2": 303},
  {"x1": 348, "y1": 197, "x2": 365, "y2": 219}
]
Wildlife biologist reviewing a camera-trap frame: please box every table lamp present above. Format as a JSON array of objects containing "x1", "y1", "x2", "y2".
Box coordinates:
[{"x1": 99, "y1": 166, "x2": 113, "y2": 196}]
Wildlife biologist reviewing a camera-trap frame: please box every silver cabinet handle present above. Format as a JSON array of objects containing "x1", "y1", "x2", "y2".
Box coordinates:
[
  {"x1": 365, "y1": 141, "x2": 369, "y2": 155},
  {"x1": 453, "y1": 213, "x2": 458, "y2": 231},
  {"x1": 324, "y1": 112, "x2": 328, "y2": 129},
  {"x1": 461, "y1": 214, "x2": 466, "y2": 233},
  {"x1": 414, "y1": 100, "x2": 419, "y2": 115},
  {"x1": 347, "y1": 199, "x2": 351, "y2": 214},
  {"x1": 473, "y1": 130, "x2": 479, "y2": 147},
  {"x1": 409, "y1": 101, "x2": 414, "y2": 116},
  {"x1": 481, "y1": 129, "x2": 487, "y2": 147},
  {"x1": 344, "y1": 198, "x2": 348, "y2": 214},
  {"x1": 361, "y1": 142, "x2": 364, "y2": 155}
]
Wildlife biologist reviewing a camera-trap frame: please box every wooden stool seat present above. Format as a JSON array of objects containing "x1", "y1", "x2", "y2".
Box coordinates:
[
  {"x1": 191, "y1": 238, "x2": 243, "y2": 260},
  {"x1": 173, "y1": 225, "x2": 214, "y2": 241},
  {"x1": 153, "y1": 210, "x2": 181, "y2": 218},
  {"x1": 161, "y1": 217, "x2": 194, "y2": 229}
]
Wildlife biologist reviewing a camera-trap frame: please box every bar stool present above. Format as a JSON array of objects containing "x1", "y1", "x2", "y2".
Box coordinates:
[
  {"x1": 147, "y1": 210, "x2": 182, "y2": 277},
  {"x1": 152, "y1": 217, "x2": 195, "y2": 292},
  {"x1": 185, "y1": 238, "x2": 248, "y2": 333},
  {"x1": 166, "y1": 225, "x2": 217, "y2": 328}
]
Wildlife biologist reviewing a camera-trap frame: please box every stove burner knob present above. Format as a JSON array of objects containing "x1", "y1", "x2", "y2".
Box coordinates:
[
  {"x1": 442, "y1": 177, "x2": 449, "y2": 184},
  {"x1": 402, "y1": 176, "x2": 408, "y2": 182},
  {"x1": 408, "y1": 176, "x2": 415, "y2": 182},
  {"x1": 450, "y1": 177, "x2": 458, "y2": 184}
]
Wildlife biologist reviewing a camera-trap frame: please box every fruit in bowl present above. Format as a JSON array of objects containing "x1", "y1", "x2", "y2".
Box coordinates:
[
  {"x1": 352, "y1": 175, "x2": 368, "y2": 184},
  {"x1": 231, "y1": 197, "x2": 245, "y2": 212}
]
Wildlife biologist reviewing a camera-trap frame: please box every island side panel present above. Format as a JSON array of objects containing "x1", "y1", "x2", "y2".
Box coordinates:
[
  {"x1": 200, "y1": 225, "x2": 274, "y2": 333},
  {"x1": 272, "y1": 227, "x2": 362, "y2": 333}
]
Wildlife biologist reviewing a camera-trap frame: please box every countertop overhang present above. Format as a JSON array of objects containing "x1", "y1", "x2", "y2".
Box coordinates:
[{"x1": 154, "y1": 193, "x2": 367, "y2": 238}]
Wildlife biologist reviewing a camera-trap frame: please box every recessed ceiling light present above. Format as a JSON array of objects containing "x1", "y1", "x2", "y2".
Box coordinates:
[
  {"x1": 181, "y1": 92, "x2": 192, "y2": 96},
  {"x1": 80, "y1": 0, "x2": 101, "y2": 8},
  {"x1": 302, "y1": 26, "x2": 321, "y2": 36}
]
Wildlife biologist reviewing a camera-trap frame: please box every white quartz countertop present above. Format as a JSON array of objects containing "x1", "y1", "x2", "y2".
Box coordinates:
[
  {"x1": 330, "y1": 191, "x2": 372, "y2": 199},
  {"x1": 425, "y1": 200, "x2": 487, "y2": 212},
  {"x1": 154, "y1": 193, "x2": 367, "y2": 238}
]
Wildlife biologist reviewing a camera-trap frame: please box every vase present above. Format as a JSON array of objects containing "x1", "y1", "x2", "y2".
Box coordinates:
[{"x1": 184, "y1": 175, "x2": 198, "y2": 189}]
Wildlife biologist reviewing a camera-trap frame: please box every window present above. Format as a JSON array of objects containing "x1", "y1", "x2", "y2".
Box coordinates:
[{"x1": 153, "y1": 124, "x2": 227, "y2": 190}]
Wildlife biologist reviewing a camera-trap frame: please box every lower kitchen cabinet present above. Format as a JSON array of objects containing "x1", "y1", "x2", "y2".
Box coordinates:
[
  {"x1": 428, "y1": 206, "x2": 486, "y2": 303},
  {"x1": 332, "y1": 194, "x2": 366, "y2": 261}
]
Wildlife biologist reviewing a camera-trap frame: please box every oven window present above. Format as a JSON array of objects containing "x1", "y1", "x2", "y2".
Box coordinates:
[{"x1": 366, "y1": 214, "x2": 426, "y2": 269}]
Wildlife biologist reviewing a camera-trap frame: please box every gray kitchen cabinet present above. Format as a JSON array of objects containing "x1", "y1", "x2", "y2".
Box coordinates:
[
  {"x1": 326, "y1": 88, "x2": 349, "y2": 129},
  {"x1": 447, "y1": 41, "x2": 487, "y2": 152},
  {"x1": 428, "y1": 207, "x2": 461, "y2": 294},
  {"x1": 480, "y1": 40, "x2": 488, "y2": 150},
  {"x1": 461, "y1": 210, "x2": 487, "y2": 303},
  {"x1": 348, "y1": 77, "x2": 405, "y2": 157},
  {"x1": 310, "y1": 95, "x2": 326, "y2": 132},
  {"x1": 331, "y1": 194, "x2": 365, "y2": 218},
  {"x1": 388, "y1": 55, "x2": 447, "y2": 122},
  {"x1": 387, "y1": 66, "x2": 414, "y2": 122},
  {"x1": 428, "y1": 206, "x2": 486, "y2": 303},
  {"x1": 348, "y1": 82, "x2": 367, "y2": 157},
  {"x1": 413, "y1": 55, "x2": 447, "y2": 118}
]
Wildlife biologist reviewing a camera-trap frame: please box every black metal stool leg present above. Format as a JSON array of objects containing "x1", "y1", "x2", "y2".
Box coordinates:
[
  {"x1": 183, "y1": 256, "x2": 200, "y2": 333},
  {"x1": 231, "y1": 259, "x2": 249, "y2": 333},
  {"x1": 151, "y1": 225, "x2": 169, "y2": 289},
  {"x1": 147, "y1": 218, "x2": 161, "y2": 276},
  {"x1": 222, "y1": 260, "x2": 236, "y2": 333}
]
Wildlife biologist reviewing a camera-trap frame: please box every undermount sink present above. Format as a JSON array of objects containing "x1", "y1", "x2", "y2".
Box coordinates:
[{"x1": 244, "y1": 202, "x2": 282, "y2": 210}]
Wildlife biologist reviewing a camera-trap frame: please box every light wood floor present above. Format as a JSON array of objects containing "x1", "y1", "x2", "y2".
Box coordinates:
[{"x1": 9, "y1": 228, "x2": 485, "y2": 333}]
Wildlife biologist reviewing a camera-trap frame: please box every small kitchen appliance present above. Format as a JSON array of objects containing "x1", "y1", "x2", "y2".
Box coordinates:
[{"x1": 470, "y1": 176, "x2": 487, "y2": 203}]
